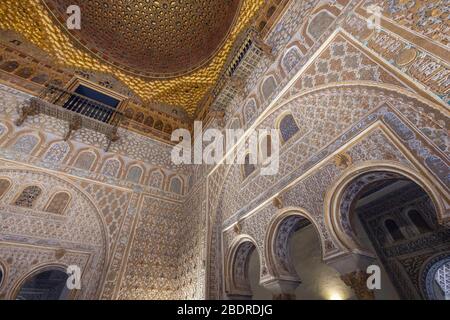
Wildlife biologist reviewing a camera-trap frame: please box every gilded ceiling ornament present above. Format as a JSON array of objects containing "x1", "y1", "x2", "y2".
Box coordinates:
[
  {"x1": 0, "y1": 0, "x2": 266, "y2": 116},
  {"x1": 43, "y1": 0, "x2": 242, "y2": 78}
]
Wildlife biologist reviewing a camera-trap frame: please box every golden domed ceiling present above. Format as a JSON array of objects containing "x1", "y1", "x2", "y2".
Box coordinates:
[
  {"x1": 43, "y1": 0, "x2": 242, "y2": 78},
  {"x1": 0, "y1": 0, "x2": 265, "y2": 116}
]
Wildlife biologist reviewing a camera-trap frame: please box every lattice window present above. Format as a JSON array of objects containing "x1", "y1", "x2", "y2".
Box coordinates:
[
  {"x1": 43, "y1": 142, "x2": 70, "y2": 164},
  {"x1": 385, "y1": 219, "x2": 405, "y2": 241},
  {"x1": 279, "y1": 114, "x2": 299, "y2": 143},
  {"x1": 126, "y1": 166, "x2": 143, "y2": 184},
  {"x1": 149, "y1": 170, "x2": 163, "y2": 189},
  {"x1": 435, "y1": 262, "x2": 450, "y2": 299},
  {"x1": 74, "y1": 151, "x2": 96, "y2": 170},
  {"x1": 169, "y1": 177, "x2": 183, "y2": 195},
  {"x1": 11, "y1": 135, "x2": 39, "y2": 154},
  {"x1": 0, "y1": 179, "x2": 11, "y2": 198},
  {"x1": 102, "y1": 159, "x2": 121, "y2": 178},
  {"x1": 14, "y1": 186, "x2": 42, "y2": 208},
  {"x1": 45, "y1": 192, "x2": 70, "y2": 215},
  {"x1": 262, "y1": 76, "x2": 277, "y2": 100}
]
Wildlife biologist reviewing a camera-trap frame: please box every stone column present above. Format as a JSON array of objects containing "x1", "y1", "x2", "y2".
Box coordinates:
[{"x1": 261, "y1": 278, "x2": 300, "y2": 300}]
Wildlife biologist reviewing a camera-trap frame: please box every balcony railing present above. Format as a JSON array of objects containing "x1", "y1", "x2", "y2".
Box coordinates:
[
  {"x1": 207, "y1": 28, "x2": 274, "y2": 114},
  {"x1": 15, "y1": 85, "x2": 125, "y2": 149}
]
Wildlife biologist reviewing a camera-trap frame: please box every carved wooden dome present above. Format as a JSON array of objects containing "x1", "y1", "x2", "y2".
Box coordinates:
[{"x1": 44, "y1": 0, "x2": 242, "y2": 78}]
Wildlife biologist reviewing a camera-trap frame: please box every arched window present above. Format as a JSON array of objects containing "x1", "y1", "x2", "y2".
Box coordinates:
[
  {"x1": 16, "y1": 269, "x2": 69, "y2": 300},
  {"x1": 15, "y1": 67, "x2": 34, "y2": 79},
  {"x1": 43, "y1": 141, "x2": 70, "y2": 164},
  {"x1": 73, "y1": 151, "x2": 96, "y2": 171},
  {"x1": 164, "y1": 124, "x2": 172, "y2": 134},
  {"x1": 169, "y1": 177, "x2": 183, "y2": 195},
  {"x1": 279, "y1": 114, "x2": 299, "y2": 143},
  {"x1": 259, "y1": 134, "x2": 272, "y2": 161},
  {"x1": 0, "y1": 61, "x2": 19, "y2": 72},
  {"x1": 134, "y1": 112, "x2": 144, "y2": 123},
  {"x1": 124, "y1": 108, "x2": 134, "y2": 119},
  {"x1": 307, "y1": 10, "x2": 336, "y2": 40},
  {"x1": 144, "y1": 116, "x2": 154, "y2": 127},
  {"x1": 243, "y1": 154, "x2": 256, "y2": 179},
  {"x1": 384, "y1": 219, "x2": 405, "y2": 241},
  {"x1": 11, "y1": 135, "x2": 39, "y2": 155},
  {"x1": 126, "y1": 165, "x2": 143, "y2": 184},
  {"x1": 102, "y1": 158, "x2": 121, "y2": 178},
  {"x1": 408, "y1": 210, "x2": 432, "y2": 233},
  {"x1": 154, "y1": 120, "x2": 164, "y2": 131},
  {"x1": 14, "y1": 186, "x2": 42, "y2": 208},
  {"x1": 229, "y1": 118, "x2": 241, "y2": 130},
  {"x1": 148, "y1": 170, "x2": 164, "y2": 189},
  {"x1": 262, "y1": 76, "x2": 277, "y2": 100},
  {"x1": 282, "y1": 46, "x2": 302, "y2": 73},
  {"x1": 0, "y1": 178, "x2": 11, "y2": 198},
  {"x1": 45, "y1": 192, "x2": 70, "y2": 215}
]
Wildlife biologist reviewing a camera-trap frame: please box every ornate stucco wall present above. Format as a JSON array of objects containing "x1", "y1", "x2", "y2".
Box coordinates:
[{"x1": 0, "y1": 0, "x2": 448, "y2": 300}]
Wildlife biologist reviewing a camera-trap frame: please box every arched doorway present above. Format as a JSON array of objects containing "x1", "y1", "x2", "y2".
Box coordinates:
[
  {"x1": 335, "y1": 169, "x2": 450, "y2": 300},
  {"x1": 15, "y1": 267, "x2": 69, "y2": 300},
  {"x1": 266, "y1": 211, "x2": 353, "y2": 300},
  {"x1": 225, "y1": 237, "x2": 271, "y2": 300}
]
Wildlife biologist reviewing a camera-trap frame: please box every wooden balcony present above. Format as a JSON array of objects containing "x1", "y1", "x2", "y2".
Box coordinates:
[{"x1": 15, "y1": 85, "x2": 125, "y2": 149}]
